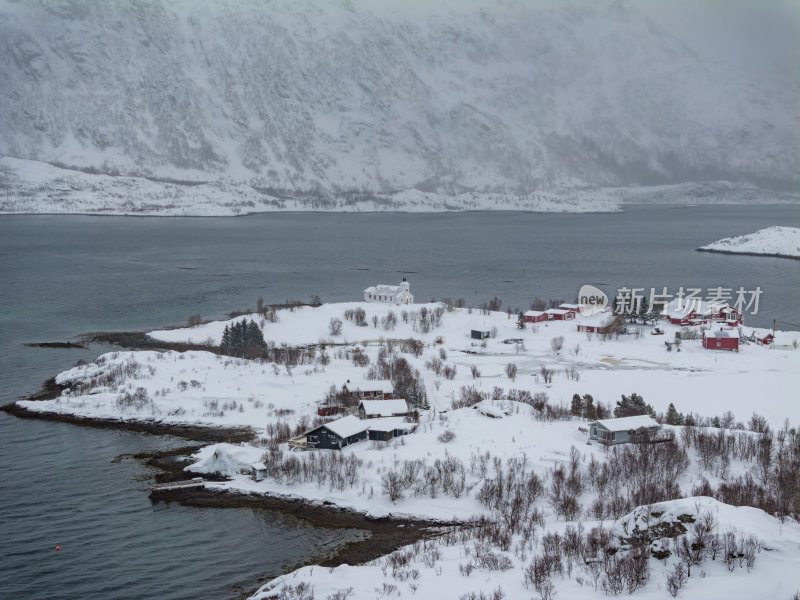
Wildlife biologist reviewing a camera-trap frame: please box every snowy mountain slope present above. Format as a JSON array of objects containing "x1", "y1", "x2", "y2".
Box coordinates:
[{"x1": 1, "y1": 0, "x2": 797, "y2": 212}]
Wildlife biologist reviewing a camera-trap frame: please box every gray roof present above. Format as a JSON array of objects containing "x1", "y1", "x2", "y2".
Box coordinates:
[{"x1": 591, "y1": 415, "x2": 659, "y2": 431}]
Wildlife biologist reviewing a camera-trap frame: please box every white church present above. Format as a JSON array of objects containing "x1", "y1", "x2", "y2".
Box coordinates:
[{"x1": 363, "y1": 277, "x2": 414, "y2": 305}]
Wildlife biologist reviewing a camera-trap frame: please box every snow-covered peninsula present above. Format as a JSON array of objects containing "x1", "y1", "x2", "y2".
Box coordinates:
[
  {"x1": 698, "y1": 226, "x2": 800, "y2": 260},
  {"x1": 13, "y1": 296, "x2": 800, "y2": 600}
]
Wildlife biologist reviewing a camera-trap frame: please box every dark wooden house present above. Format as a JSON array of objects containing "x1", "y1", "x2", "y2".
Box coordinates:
[
  {"x1": 366, "y1": 417, "x2": 416, "y2": 442},
  {"x1": 342, "y1": 380, "x2": 394, "y2": 401},
  {"x1": 303, "y1": 416, "x2": 368, "y2": 450}
]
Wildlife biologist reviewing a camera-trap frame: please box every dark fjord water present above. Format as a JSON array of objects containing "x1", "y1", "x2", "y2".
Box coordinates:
[
  {"x1": 0, "y1": 413, "x2": 364, "y2": 600},
  {"x1": 1, "y1": 206, "x2": 798, "y2": 599}
]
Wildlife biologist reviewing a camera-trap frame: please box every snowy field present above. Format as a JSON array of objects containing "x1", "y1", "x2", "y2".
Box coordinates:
[
  {"x1": 17, "y1": 302, "x2": 800, "y2": 599},
  {"x1": 699, "y1": 226, "x2": 800, "y2": 259},
  {"x1": 24, "y1": 302, "x2": 797, "y2": 431}
]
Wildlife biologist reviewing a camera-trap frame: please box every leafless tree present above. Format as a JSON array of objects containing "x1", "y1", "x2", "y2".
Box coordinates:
[
  {"x1": 505, "y1": 362, "x2": 518, "y2": 381},
  {"x1": 329, "y1": 317, "x2": 343, "y2": 336},
  {"x1": 550, "y1": 336, "x2": 564, "y2": 354}
]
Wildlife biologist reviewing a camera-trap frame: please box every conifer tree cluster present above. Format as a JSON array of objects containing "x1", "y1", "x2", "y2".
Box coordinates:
[
  {"x1": 613, "y1": 392, "x2": 655, "y2": 418},
  {"x1": 571, "y1": 393, "x2": 608, "y2": 420},
  {"x1": 220, "y1": 319, "x2": 267, "y2": 358}
]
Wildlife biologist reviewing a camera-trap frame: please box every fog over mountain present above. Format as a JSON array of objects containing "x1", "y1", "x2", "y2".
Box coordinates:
[{"x1": 1, "y1": 0, "x2": 797, "y2": 213}]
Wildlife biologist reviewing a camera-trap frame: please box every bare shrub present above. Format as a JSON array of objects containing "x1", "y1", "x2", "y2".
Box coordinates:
[
  {"x1": 382, "y1": 469, "x2": 404, "y2": 501},
  {"x1": 505, "y1": 363, "x2": 518, "y2": 381},
  {"x1": 452, "y1": 386, "x2": 486, "y2": 409},
  {"x1": 565, "y1": 365, "x2": 580, "y2": 381},
  {"x1": 426, "y1": 356, "x2": 444, "y2": 375},
  {"x1": 438, "y1": 430, "x2": 456, "y2": 443},
  {"x1": 550, "y1": 336, "x2": 564, "y2": 354},
  {"x1": 329, "y1": 317, "x2": 343, "y2": 336}
]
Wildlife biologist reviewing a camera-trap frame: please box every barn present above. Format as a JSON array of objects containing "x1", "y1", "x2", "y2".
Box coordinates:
[
  {"x1": 702, "y1": 329, "x2": 739, "y2": 351},
  {"x1": 358, "y1": 398, "x2": 411, "y2": 419},
  {"x1": 588, "y1": 415, "x2": 663, "y2": 445},
  {"x1": 303, "y1": 416, "x2": 369, "y2": 450},
  {"x1": 524, "y1": 310, "x2": 548, "y2": 323}
]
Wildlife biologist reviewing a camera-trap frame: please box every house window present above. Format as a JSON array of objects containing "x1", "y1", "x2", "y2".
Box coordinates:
[
  {"x1": 308, "y1": 435, "x2": 318, "y2": 444},
  {"x1": 611, "y1": 432, "x2": 616, "y2": 441},
  {"x1": 717, "y1": 342, "x2": 721, "y2": 347}
]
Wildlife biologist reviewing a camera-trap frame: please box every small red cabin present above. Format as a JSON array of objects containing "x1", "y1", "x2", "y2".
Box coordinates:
[
  {"x1": 524, "y1": 310, "x2": 548, "y2": 323},
  {"x1": 702, "y1": 329, "x2": 739, "y2": 351}
]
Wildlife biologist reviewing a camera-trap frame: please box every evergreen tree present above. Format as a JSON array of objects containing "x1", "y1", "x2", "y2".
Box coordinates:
[
  {"x1": 595, "y1": 400, "x2": 608, "y2": 420},
  {"x1": 516, "y1": 311, "x2": 526, "y2": 330},
  {"x1": 712, "y1": 416, "x2": 721, "y2": 428},
  {"x1": 570, "y1": 393, "x2": 584, "y2": 416},
  {"x1": 665, "y1": 403, "x2": 684, "y2": 425},
  {"x1": 684, "y1": 413, "x2": 696, "y2": 426},
  {"x1": 220, "y1": 325, "x2": 232, "y2": 353},
  {"x1": 614, "y1": 392, "x2": 655, "y2": 418},
  {"x1": 639, "y1": 295, "x2": 650, "y2": 316},
  {"x1": 584, "y1": 397, "x2": 597, "y2": 421}
]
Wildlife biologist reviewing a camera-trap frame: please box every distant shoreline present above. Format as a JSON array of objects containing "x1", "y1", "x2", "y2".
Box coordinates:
[{"x1": 695, "y1": 247, "x2": 800, "y2": 261}]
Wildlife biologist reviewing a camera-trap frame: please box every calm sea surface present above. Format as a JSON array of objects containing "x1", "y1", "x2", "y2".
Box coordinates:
[{"x1": 1, "y1": 206, "x2": 798, "y2": 599}]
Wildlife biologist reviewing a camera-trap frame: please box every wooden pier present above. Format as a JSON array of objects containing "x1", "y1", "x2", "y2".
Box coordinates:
[{"x1": 150, "y1": 477, "x2": 206, "y2": 494}]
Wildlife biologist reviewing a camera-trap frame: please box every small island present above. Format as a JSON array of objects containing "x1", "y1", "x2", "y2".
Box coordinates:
[{"x1": 697, "y1": 226, "x2": 800, "y2": 260}]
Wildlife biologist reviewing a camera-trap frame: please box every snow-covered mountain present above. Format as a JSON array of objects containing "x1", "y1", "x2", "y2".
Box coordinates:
[{"x1": 1, "y1": 0, "x2": 797, "y2": 213}]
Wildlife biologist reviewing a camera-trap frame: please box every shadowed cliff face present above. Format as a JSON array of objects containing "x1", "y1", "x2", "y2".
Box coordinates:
[{"x1": 0, "y1": 0, "x2": 797, "y2": 197}]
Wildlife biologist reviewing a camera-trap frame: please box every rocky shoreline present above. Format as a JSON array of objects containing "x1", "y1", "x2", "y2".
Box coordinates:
[{"x1": 2, "y1": 402, "x2": 256, "y2": 444}]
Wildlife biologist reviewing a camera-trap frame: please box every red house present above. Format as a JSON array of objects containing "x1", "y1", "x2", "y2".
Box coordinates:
[
  {"x1": 524, "y1": 310, "x2": 548, "y2": 323},
  {"x1": 720, "y1": 306, "x2": 743, "y2": 326},
  {"x1": 662, "y1": 299, "x2": 742, "y2": 326},
  {"x1": 702, "y1": 329, "x2": 739, "y2": 351},
  {"x1": 546, "y1": 308, "x2": 575, "y2": 321}
]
